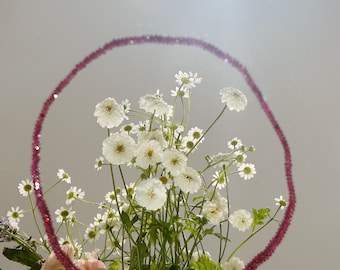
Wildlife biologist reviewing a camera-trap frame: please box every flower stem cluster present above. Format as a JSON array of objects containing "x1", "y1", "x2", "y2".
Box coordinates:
[{"x1": 1, "y1": 71, "x2": 287, "y2": 270}]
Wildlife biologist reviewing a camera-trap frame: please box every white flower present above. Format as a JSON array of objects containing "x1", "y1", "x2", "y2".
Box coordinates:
[
  {"x1": 238, "y1": 163, "x2": 256, "y2": 180},
  {"x1": 175, "y1": 71, "x2": 202, "y2": 89},
  {"x1": 93, "y1": 213, "x2": 107, "y2": 234},
  {"x1": 229, "y1": 209, "x2": 253, "y2": 232},
  {"x1": 84, "y1": 223, "x2": 100, "y2": 242},
  {"x1": 105, "y1": 191, "x2": 121, "y2": 204},
  {"x1": 211, "y1": 170, "x2": 228, "y2": 190},
  {"x1": 135, "y1": 178, "x2": 167, "y2": 211},
  {"x1": 187, "y1": 127, "x2": 204, "y2": 142},
  {"x1": 233, "y1": 150, "x2": 247, "y2": 166},
  {"x1": 55, "y1": 207, "x2": 76, "y2": 225},
  {"x1": 222, "y1": 257, "x2": 245, "y2": 270},
  {"x1": 202, "y1": 201, "x2": 225, "y2": 225},
  {"x1": 181, "y1": 136, "x2": 197, "y2": 152},
  {"x1": 65, "y1": 186, "x2": 85, "y2": 205},
  {"x1": 105, "y1": 215, "x2": 121, "y2": 232},
  {"x1": 162, "y1": 148, "x2": 187, "y2": 176},
  {"x1": 208, "y1": 153, "x2": 229, "y2": 167},
  {"x1": 190, "y1": 250, "x2": 212, "y2": 263},
  {"x1": 173, "y1": 167, "x2": 202, "y2": 193},
  {"x1": 57, "y1": 169, "x2": 71, "y2": 184},
  {"x1": 122, "y1": 182, "x2": 136, "y2": 200},
  {"x1": 220, "y1": 87, "x2": 247, "y2": 112},
  {"x1": 7, "y1": 206, "x2": 24, "y2": 226},
  {"x1": 171, "y1": 86, "x2": 190, "y2": 98},
  {"x1": 102, "y1": 132, "x2": 136, "y2": 165},
  {"x1": 202, "y1": 192, "x2": 228, "y2": 225},
  {"x1": 135, "y1": 140, "x2": 163, "y2": 169},
  {"x1": 121, "y1": 99, "x2": 131, "y2": 113},
  {"x1": 137, "y1": 130, "x2": 168, "y2": 149},
  {"x1": 94, "y1": 156, "x2": 104, "y2": 170},
  {"x1": 227, "y1": 137, "x2": 242, "y2": 150},
  {"x1": 139, "y1": 90, "x2": 173, "y2": 117},
  {"x1": 18, "y1": 179, "x2": 33, "y2": 197},
  {"x1": 94, "y1": 97, "x2": 127, "y2": 128},
  {"x1": 275, "y1": 195, "x2": 288, "y2": 209}
]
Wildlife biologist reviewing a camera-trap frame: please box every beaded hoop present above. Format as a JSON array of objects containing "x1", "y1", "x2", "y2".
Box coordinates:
[{"x1": 31, "y1": 35, "x2": 296, "y2": 269}]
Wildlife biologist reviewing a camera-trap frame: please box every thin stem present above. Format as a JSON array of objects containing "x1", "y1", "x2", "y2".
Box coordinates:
[{"x1": 186, "y1": 105, "x2": 228, "y2": 156}]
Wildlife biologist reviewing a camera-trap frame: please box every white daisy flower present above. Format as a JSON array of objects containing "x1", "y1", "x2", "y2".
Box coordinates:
[
  {"x1": 211, "y1": 170, "x2": 228, "y2": 190},
  {"x1": 84, "y1": 223, "x2": 100, "y2": 243},
  {"x1": 55, "y1": 207, "x2": 76, "y2": 225},
  {"x1": 122, "y1": 182, "x2": 136, "y2": 200},
  {"x1": 121, "y1": 99, "x2": 131, "y2": 113},
  {"x1": 7, "y1": 206, "x2": 24, "y2": 226},
  {"x1": 57, "y1": 169, "x2": 71, "y2": 184},
  {"x1": 238, "y1": 163, "x2": 256, "y2": 180},
  {"x1": 187, "y1": 127, "x2": 204, "y2": 142},
  {"x1": 222, "y1": 257, "x2": 245, "y2": 270},
  {"x1": 93, "y1": 213, "x2": 107, "y2": 234},
  {"x1": 181, "y1": 136, "x2": 196, "y2": 152},
  {"x1": 120, "y1": 123, "x2": 137, "y2": 134},
  {"x1": 105, "y1": 215, "x2": 121, "y2": 232},
  {"x1": 65, "y1": 186, "x2": 85, "y2": 205},
  {"x1": 139, "y1": 90, "x2": 173, "y2": 117},
  {"x1": 18, "y1": 179, "x2": 33, "y2": 197},
  {"x1": 275, "y1": 195, "x2": 288, "y2": 209},
  {"x1": 173, "y1": 167, "x2": 202, "y2": 193},
  {"x1": 94, "y1": 97, "x2": 127, "y2": 128},
  {"x1": 135, "y1": 178, "x2": 167, "y2": 211},
  {"x1": 162, "y1": 148, "x2": 187, "y2": 176},
  {"x1": 175, "y1": 71, "x2": 202, "y2": 89},
  {"x1": 135, "y1": 140, "x2": 163, "y2": 169},
  {"x1": 227, "y1": 137, "x2": 243, "y2": 150},
  {"x1": 220, "y1": 87, "x2": 247, "y2": 112},
  {"x1": 229, "y1": 209, "x2": 253, "y2": 232},
  {"x1": 233, "y1": 150, "x2": 247, "y2": 165},
  {"x1": 137, "y1": 129, "x2": 168, "y2": 149},
  {"x1": 102, "y1": 132, "x2": 136, "y2": 165},
  {"x1": 94, "y1": 156, "x2": 104, "y2": 170},
  {"x1": 171, "y1": 86, "x2": 190, "y2": 98},
  {"x1": 104, "y1": 191, "x2": 121, "y2": 204}
]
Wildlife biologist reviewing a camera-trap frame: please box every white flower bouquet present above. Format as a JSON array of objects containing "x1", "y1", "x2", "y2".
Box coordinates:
[{"x1": 1, "y1": 70, "x2": 287, "y2": 270}]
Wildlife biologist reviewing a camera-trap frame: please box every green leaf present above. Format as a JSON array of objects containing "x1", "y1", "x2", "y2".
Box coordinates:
[
  {"x1": 190, "y1": 255, "x2": 222, "y2": 270},
  {"x1": 120, "y1": 211, "x2": 132, "y2": 229},
  {"x1": 252, "y1": 208, "x2": 270, "y2": 232},
  {"x1": 108, "y1": 260, "x2": 121, "y2": 270},
  {"x1": 2, "y1": 247, "x2": 42, "y2": 268}
]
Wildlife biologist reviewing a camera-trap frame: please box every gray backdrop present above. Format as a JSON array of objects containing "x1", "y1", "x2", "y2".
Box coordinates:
[{"x1": 1, "y1": 1, "x2": 339, "y2": 269}]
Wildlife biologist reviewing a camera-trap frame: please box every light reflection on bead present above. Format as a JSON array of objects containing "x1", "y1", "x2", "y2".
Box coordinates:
[
  {"x1": 53, "y1": 94, "x2": 58, "y2": 99},
  {"x1": 34, "y1": 182, "x2": 40, "y2": 190},
  {"x1": 44, "y1": 215, "x2": 50, "y2": 223},
  {"x1": 35, "y1": 145, "x2": 40, "y2": 150}
]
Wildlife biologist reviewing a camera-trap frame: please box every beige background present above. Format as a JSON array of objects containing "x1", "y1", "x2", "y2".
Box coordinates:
[{"x1": 1, "y1": 1, "x2": 339, "y2": 269}]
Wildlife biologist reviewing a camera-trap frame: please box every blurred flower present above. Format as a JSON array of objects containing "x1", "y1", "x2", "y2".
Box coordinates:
[{"x1": 220, "y1": 87, "x2": 247, "y2": 112}]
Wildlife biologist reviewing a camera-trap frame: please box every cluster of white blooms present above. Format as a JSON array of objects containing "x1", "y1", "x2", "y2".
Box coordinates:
[{"x1": 4, "y1": 71, "x2": 288, "y2": 270}]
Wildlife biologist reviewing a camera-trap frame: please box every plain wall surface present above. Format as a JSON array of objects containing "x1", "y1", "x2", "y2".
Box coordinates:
[{"x1": 1, "y1": 1, "x2": 339, "y2": 269}]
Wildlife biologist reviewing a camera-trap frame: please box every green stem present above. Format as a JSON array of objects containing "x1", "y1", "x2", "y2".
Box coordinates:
[
  {"x1": 186, "y1": 105, "x2": 228, "y2": 156},
  {"x1": 28, "y1": 193, "x2": 45, "y2": 248}
]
